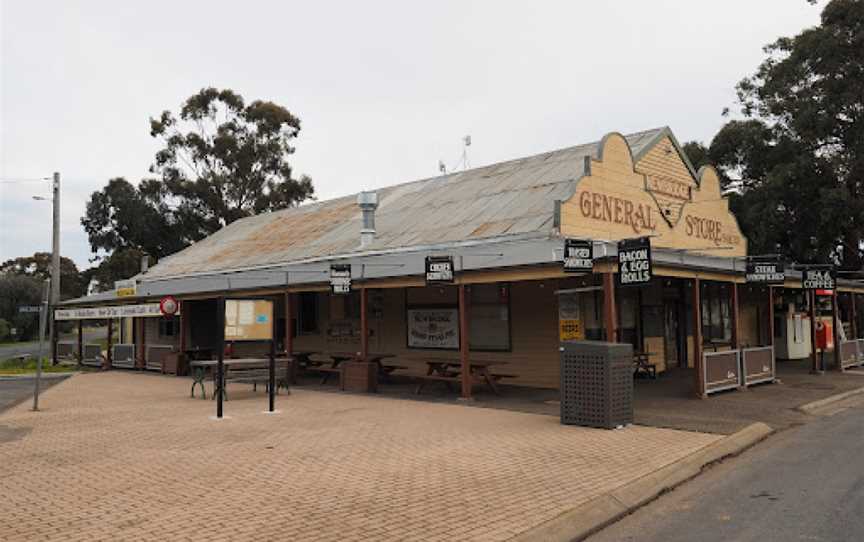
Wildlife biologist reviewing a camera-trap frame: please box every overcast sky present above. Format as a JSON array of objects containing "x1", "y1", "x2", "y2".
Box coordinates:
[{"x1": 0, "y1": 0, "x2": 824, "y2": 270}]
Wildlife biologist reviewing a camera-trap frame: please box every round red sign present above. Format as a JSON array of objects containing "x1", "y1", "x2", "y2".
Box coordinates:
[{"x1": 159, "y1": 295, "x2": 179, "y2": 317}]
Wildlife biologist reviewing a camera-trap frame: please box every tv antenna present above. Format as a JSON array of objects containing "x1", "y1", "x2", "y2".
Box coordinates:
[{"x1": 437, "y1": 135, "x2": 472, "y2": 175}]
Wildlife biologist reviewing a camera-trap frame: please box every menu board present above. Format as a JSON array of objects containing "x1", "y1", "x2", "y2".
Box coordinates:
[
  {"x1": 618, "y1": 237, "x2": 652, "y2": 286},
  {"x1": 407, "y1": 308, "x2": 459, "y2": 349},
  {"x1": 224, "y1": 299, "x2": 273, "y2": 341},
  {"x1": 330, "y1": 264, "x2": 351, "y2": 295},
  {"x1": 425, "y1": 256, "x2": 455, "y2": 284},
  {"x1": 563, "y1": 239, "x2": 593, "y2": 273},
  {"x1": 745, "y1": 258, "x2": 785, "y2": 284},
  {"x1": 803, "y1": 268, "x2": 836, "y2": 291}
]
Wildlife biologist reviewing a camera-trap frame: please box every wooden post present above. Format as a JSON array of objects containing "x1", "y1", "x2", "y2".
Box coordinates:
[
  {"x1": 104, "y1": 319, "x2": 113, "y2": 370},
  {"x1": 851, "y1": 293, "x2": 858, "y2": 340},
  {"x1": 809, "y1": 290, "x2": 820, "y2": 373},
  {"x1": 832, "y1": 289, "x2": 841, "y2": 371},
  {"x1": 285, "y1": 293, "x2": 294, "y2": 355},
  {"x1": 731, "y1": 282, "x2": 740, "y2": 350},
  {"x1": 360, "y1": 287, "x2": 369, "y2": 361},
  {"x1": 136, "y1": 317, "x2": 147, "y2": 370},
  {"x1": 459, "y1": 284, "x2": 472, "y2": 400},
  {"x1": 602, "y1": 272, "x2": 618, "y2": 343},
  {"x1": 693, "y1": 278, "x2": 705, "y2": 398},
  {"x1": 767, "y1": 286, "x2": 775, "y2": 347},
  {"x1": 77, "y1": 320, "x2": 83, "y2": 367},
  {"x1": 179, "y1": 302, "x2": 187, "y2": 353}
]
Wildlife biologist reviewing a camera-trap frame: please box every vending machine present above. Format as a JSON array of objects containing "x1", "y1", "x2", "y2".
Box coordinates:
[{"x1": 775, "y1": 302, "x2": 812, "y2": 360}]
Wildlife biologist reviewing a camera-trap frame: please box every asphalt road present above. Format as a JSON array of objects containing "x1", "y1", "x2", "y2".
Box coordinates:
[
  {"x1": 590, "y1": 398, "x2": 864, "y2": 542},
  {"x1": 0, "y1": 328, "x2": 106, "y2": 361},
  {"x1": 0, "y1": 375, "x2": 68, "y2": 413}
]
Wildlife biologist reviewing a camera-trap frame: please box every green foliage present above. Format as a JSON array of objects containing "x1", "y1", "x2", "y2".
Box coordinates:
[
  {"x1": 0, "y1": 356, "x2": 76, "y2": 374},
  {"x1": 0, "y1": 252, "x2": 86, "y2": 300},
  {"x1": 0, "y1": 318, "x2": 10, "y2": 342},
  {"x1": 705, "y1": 0, "x2": 864, "y2": 268},
  {"x1": 149, "y1": 87, "x2": 314, "y2": 241},
  {"x1": 89, "y1": 248, "x2": 154, "y2": 292},
  {"x1": 0, "y1": 275, "x2": 42, "y2": 341}
]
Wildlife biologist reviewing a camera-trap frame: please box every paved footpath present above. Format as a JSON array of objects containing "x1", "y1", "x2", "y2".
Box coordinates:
[{"x1": 0, "y1": 372, "x2": 720, "y2": 542}]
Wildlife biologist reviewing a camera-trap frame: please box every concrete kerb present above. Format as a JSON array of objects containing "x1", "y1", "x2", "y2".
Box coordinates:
[
  {"x1": 0, "y1": 372, "x2": 77, "y2": 381},
  {"x1": 509, "y1": 422, "x2": 774, "y2": 542},
  {"x1": 797, "y1": 385, "x2": 864, "y2": 415}
]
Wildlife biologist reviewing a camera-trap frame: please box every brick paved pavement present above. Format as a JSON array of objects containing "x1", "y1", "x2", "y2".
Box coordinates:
[{"x1": 0, "y1": 373, "x2": 720, "y2": 541}]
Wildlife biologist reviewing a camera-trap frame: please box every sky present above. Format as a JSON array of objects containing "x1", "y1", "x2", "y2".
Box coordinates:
[{"x1": 0, "y1": 0, "x2": 826, "y2": 270}]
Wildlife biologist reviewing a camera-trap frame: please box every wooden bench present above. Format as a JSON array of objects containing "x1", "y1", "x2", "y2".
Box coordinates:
[{"x1": 415, "y1": 374, "x2": 460, "y2": 394}]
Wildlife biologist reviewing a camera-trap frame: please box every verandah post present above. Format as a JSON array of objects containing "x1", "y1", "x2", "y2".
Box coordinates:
[
  {"x1": 602, "y1": 272, "x2": 617, "y2": 343},
  {"x1": 360, "y1": 287, "x2": 369, "y2": 360},
  {"x1": 459, "y1": 284, "x2": 471, "y2": 400},
  {"x1": 693, "y1": 278, "x2": 705, "y2": 398}
]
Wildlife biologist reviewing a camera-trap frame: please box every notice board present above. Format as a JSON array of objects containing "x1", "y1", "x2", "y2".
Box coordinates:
[{"x1": 224, "y1": 299, "x2": 274, "y2": 341}]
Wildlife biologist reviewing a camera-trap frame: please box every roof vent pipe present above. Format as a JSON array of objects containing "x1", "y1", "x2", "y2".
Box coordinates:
[
  {"x1": 357, "y1": 191, "x2": 378, "y2": 248},
  {"x1": 140, "y1": 253, "x2": 150, "y2": 274}
]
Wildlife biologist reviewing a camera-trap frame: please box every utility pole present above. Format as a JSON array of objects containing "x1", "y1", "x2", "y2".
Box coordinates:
[
  {"x1": 33, "y1": 278, "x2": 50, "y2": 411},
  {"x1": 50, "y1": 172, "x2": 60, "y2": 364}
]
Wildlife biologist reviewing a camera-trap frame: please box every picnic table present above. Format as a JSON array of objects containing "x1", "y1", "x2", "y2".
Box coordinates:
[
  {"x1": 184, "y1": 346, "x2": 214, "y2": 361},
  {"x1": 415, "y1": 359, "x2": 514, "y2": 395},
  {"x1": 189, "y1": 357, "x2": 290, "y2": 400},
  {"x1": 633, "y1": 351, "x2": 657, "y2": 379},
  {"x1": 313, "y1": 352, "x2": 403, "y2": 384}
]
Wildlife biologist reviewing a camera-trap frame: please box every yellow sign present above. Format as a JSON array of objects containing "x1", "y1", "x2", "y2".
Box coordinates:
[
  {"x1": 115, "y1": 279, "x2": 137, "y2": 298},
  {"x1": 559, "y1": 319, "x2": 584, "y2": 341}
]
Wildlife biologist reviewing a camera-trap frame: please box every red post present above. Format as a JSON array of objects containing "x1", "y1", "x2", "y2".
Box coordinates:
[
  {"x1": 693, "y1": 278, "x2": 705, "y2": 398},
  {"x1": 767, "y1": 286, "x2": 775, "y2": 347},
  {"x1": 459, "y1": 284, "x2": 472, "y2": 400},
  {"x1": 104, "y1": 319, "x2": 113, "y2": 370},
  {"x1": 809, "y1": 290, "x2": 820, "y2": 373},
  {"x1": 285, "y1": 292, "x2": 294, "y2": 355},
  {"x1": 832, "y1": 289, "x2": 841, "y2": 371},
  {"x1": 731, "y1": 282, "x2": 740, "y2": 350},
  {"x1": 602, "y1": 272, "x2": 618, "y2": 343},
  {"x1": 360, "y1": 287, "x2": 369, "y2": 361}
]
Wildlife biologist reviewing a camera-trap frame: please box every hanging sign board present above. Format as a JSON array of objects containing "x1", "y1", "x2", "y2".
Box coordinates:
[
  {"x1": 745, "y1": 259, "x2": 785, "y2": 284},
  {"x1": 618, "y1": 237, "x2": 652, "y2": 286},
  {"x1": 407, "y1": 308, "x2": 459, "y2": 349},
  {"x1": 114, "y1": 279, "x2": 137, "y2": 298},
  {"x1": 330, "y1": 264, "x2": 352, "y2": 295},
  {"x1": 802, "y1": 268, "x2": 836, "y2": 291},
  {"x1": 224, "y1": 299, "x2": 273, "y2": 341},
  {"x1": 159, "y1": 295, "x2": 179, "y2": 317},
  {"x1": 55, "y1": 303, "x2": 174, "y2": 320},
  {"x1": 425, "y1": 256, "x2": 454, "y2": 284},
  {"x1": 563, "y1": 239, "x2": 593, "y2": 273}
]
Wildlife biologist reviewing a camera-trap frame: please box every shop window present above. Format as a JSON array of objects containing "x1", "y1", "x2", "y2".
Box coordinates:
[
  {"x1": 298, "y1": 292, "x2": 319, "y2": 334},
  {"x1": 469, "y1": 284, "x2": 510, "y2": 351},
  {"x1": 158, "y1": 317, "x2": 179, "y2": 338},
  {"x1": 701, "y1": 283, "x2": 732, "y2": 343}
]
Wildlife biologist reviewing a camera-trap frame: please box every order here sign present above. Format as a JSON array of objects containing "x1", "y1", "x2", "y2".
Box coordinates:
[{"x1": 618, "y1": 237, "x2": 652, "y2": 286}]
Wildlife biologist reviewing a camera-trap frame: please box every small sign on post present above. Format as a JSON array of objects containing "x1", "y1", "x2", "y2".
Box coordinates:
[
  {"x1": 618, "y1": 237, "x2": 652, "y2": 286},
  {"x1": 745, "y1": 258, "x2": 785, "y2": 284},
  {"x1": 803, "y1": 267, "x2": 836, "y2": 291},
  {"x1": 563, "y1": 239, "x2": 593, "y2": 273},
  {"x1": 330, "y1": 264, "x2": 352, "y2": 294},
  {"x1": 425, "y1": 256, "x2": 454, "y2": 284},
  {"x1": 18, "y1": 305, "x2": 41, "y2": 313}
]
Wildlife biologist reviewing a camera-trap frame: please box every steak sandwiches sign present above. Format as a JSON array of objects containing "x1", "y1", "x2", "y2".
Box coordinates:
[{"x1": 618, "y1": 237, "x2": 652, "y2": 286}]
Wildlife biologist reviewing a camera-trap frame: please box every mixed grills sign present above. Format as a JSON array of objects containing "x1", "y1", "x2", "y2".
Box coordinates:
[
  {"x1": 745, "y1": 258, "x2": 785, "y2": 284},
  {"x1": 425, "y1": 256, "x2": 454, "y2": 284},
  {"x1": 562, "y1": 239, "x2": 593, "y2": 273},
  {"x1": 329, "y1": 264, "x2": 352, "y2": 295},
  {"x1": 618, "y1": 237, "x2": 652, "y2": 286},
  {"x1": 802, "y1": 267, "x2": 836, "y2": 291}
]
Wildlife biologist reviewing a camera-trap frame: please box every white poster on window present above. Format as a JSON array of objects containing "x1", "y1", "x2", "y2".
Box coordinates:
[{"x1": 408, "y1": 308, "x2": 459, "y2": 349}]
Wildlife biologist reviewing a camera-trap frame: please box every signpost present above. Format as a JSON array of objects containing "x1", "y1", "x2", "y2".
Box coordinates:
[
  {"x1": 563, "y1": 239, "x2": 593, "y2": 273},
  {"x1": 159, "y1": 296, "x2": 179, "y2": 317},
  {"x1": 618, "y1": 237, "x2": 652, "y2": 286},
  {"x1": 330, "y1": 264, "x2": 352, "y2": 295},
  {"x1": 425, "y1": 256, "x2": 454, "y2": 284},
  {"x1": 216, "y1": 298, "x2": 276, "y2": 419}
]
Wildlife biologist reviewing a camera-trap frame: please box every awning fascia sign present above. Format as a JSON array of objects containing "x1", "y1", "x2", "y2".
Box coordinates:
[{"x1": 54, "y1": 303, "x2": 178, "y2": 321}]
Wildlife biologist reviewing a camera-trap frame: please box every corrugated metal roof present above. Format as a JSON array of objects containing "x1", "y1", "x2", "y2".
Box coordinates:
[{"x1": 143, "y1": 127, "x2": 667, "y2": 280}]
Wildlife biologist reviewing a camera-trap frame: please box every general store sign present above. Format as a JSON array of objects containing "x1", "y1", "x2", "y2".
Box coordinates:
[
  {"x1": 425, "y1": 256, "x2": 454, "y2": 284},
  {"x1": 745, "y1": 259, "x2": 785, "y2": 284},
  {"x1": 55, "y1": 303, "x2": 174, "y2": 321},
  {"x1": 618, "y1": 237, "x2": 652, "y2": 286},
  {"x1": 803, "y1": 268, "x2": 836, "y2": 290},
  {"x1": 563, "y1": 239, "x2": 593, "y2": 273},
  {"x1": 330, "y1": 264, "x2": 352, "y2": 295}
]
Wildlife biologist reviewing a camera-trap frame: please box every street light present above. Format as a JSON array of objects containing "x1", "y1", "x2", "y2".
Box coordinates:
[{"x1": 31, "y1": 172, "x2": 60, "y2": 364}]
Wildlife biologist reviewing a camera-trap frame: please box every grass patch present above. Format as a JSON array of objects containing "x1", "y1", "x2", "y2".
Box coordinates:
[{"x1": 0, "y1": 356, "x2": 78, "y2": 375}]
